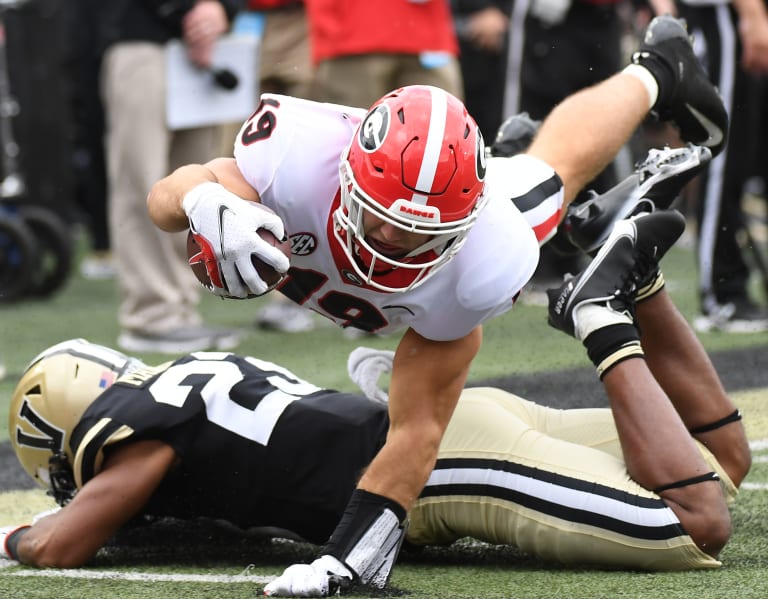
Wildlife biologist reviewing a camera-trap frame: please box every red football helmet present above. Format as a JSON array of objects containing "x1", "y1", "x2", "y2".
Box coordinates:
[{"x1": 333, "y1": 85, "x2": 488, "y2": 292}]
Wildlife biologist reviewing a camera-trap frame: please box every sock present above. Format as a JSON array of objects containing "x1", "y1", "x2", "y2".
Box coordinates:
[
  {"x1": 574, "y1": 303, "x2": 634, "y2": 342},
  {"x1": 583, "y1": 322, "x2": 643, "y2": 379},
  {"x1": 636, "y1": 271, "x2": 665, "y2": 303},
  {"x1": 622, "y1": 63, "x2": 660, "y2": 111}
]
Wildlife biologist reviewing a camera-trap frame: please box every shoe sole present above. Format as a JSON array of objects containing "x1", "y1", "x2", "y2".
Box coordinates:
[{"x1": 569, "y1": 145, "x2": 708, "y2": 254}]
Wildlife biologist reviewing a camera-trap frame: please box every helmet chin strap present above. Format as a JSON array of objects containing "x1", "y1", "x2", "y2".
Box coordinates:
[{"x1": 48, "y1": 452, "x2": 77, "y2": 507}]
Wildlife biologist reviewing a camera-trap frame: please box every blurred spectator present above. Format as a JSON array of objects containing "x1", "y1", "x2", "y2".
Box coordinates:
[
  {"x1": 452, "y1": 1, "x2": 512, "y2": 141},
  {"x1": 503, "y1": 0, "x2": 628, "y2": 297},
  {"x1": 67, "y1": 0, "x2": 114, "y2": 280},
  {"x1": 96, "y1": 0, "x2": 244, "y2": 354},
  {"x1": 254, "y1": 0, "x2": 312, "y2": 97},
  {"x1": 304, "y1": 0, "x2": 464, "y2": 106},
  {"x1": 676, "y1": 0, "x2": 768, "y2": 332}
]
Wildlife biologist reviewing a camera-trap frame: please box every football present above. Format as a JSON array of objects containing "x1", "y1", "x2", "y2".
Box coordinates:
[{"x1": 187, "y1": 217, "x2": 291, "y2": 298}]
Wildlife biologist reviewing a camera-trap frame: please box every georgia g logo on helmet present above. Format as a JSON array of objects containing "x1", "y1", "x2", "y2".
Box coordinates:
[
  {"x1": 476, "y1": 127, "x2": 487, "y2": 182},
  {"x1": 359, "y1": 105, "x2": 391, "y2": 153}
]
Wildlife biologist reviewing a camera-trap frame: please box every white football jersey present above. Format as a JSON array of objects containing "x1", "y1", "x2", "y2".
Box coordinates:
[{"x1": 234, "y1": 94, "x2": 560, "y2": 341}]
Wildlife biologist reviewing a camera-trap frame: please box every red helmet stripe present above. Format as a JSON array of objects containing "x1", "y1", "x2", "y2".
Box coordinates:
[{"x1": 411, "y1": 87, "x2": 448, "y2": 206}]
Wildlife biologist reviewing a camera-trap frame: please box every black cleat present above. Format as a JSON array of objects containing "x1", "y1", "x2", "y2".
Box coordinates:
[
  {"x1": 564, "y1": 144, "x2": 710, "y2": 254},
  {"x1": 547, "y1": 210, "x2": 687, "y2": 340},
  {"x1": 632, "y1": 16, "x2": 728, "y2": 155},
  {"x1": 489, "y1": 112, "x2": 541, "y2": 157}
]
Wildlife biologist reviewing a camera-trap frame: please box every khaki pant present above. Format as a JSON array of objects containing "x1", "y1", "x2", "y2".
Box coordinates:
[
  {"x1": 408, "y1": 388, "x2": 734, "y2": 571},
  {"x1": 261, "y1": 6, "x2": 313, "y2": 97},
  {"x1": 312, "y1": 53, "x2": 463, "y2": 108},
  {"x1": 101, "y1": 42, "x2": 219, "y2": 335},
  {"x1": 218, "y1": 6, "x2": 313, "y2": 157}
]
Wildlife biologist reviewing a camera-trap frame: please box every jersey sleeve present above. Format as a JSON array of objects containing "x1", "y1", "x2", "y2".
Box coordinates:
[
  {"x1": 233, "y1": 94, "x2": 365, "y2": 209},
  {"x1": 485, "y1": 154, "x2": 565, "y2": 245},
  {"x1": 69, "y1": 360, "x2": 202, "y2": 488}
]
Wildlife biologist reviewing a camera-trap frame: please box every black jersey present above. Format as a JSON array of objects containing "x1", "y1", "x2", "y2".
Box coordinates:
[{"x1": 69, "y1": 352, "x2": 389, "y2": 544}]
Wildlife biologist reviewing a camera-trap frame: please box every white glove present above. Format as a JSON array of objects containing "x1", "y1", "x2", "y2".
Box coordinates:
[
  {"x1": 346, "y1": 347, "x2": 394, "y2": 404},
  {"x1": 182, "y1": 182, "x2": 290, "y2": 298},
  {"x1": 529, "y1": 0, "x2": 571, "y2": 27},
  {"x1": 1, "y1": 524, "x2": 30, "y2": 561},
  {"x1": 263, "y1": 555, "x2": 354, "y2": 597}
]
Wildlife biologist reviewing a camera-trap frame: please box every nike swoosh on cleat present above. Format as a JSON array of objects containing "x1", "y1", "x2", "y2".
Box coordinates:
[{"x1": 685, "y1": 103, "x2": 724, "y2": 148}]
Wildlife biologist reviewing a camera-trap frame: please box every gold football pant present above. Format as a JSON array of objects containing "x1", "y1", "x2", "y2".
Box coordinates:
[{"x1": 407, "y1": 387, "x2": 736, "y2": 570}]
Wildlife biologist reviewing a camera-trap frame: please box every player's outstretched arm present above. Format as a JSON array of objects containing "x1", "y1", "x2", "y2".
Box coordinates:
[
  {"x1": 147, "y1": 157, "x2": 260, "y2": 232},
  {"x1": 360, "y1": 327, "x2": 482, "y2": 507},
  {"x1": 264, "y1": 327, "x2": 482, "y2": 596},
  {"x1": 4, "y1": 440, "x2": 175, "y2": 568}
]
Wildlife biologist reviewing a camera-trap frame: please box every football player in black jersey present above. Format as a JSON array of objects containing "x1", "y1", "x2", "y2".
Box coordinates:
[{"x1": 1, "y1": 271, "x2": 750, "y2": 586}]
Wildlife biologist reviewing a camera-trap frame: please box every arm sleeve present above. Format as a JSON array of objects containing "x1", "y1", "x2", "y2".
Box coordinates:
[{"x1": 485, "y1": 154, "x2": 565, "y2": 246}]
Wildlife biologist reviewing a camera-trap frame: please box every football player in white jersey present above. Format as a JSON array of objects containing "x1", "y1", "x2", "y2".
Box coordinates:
[
  {"x1": 144, "y1": 16, "x2": 730, "y2": 595},
  {"x1": 0, "y1": 212, "x2": 749, "y2": 582}
]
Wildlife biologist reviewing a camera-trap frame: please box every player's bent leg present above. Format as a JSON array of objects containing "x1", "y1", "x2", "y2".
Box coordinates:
[
  {"x1": 636, "y1": 290, "x2": 752, "y2": 488},
  {"x1": 409, "y1": 391, "x2": 723, "y2": 570},
  {"x1": 546, "y1": 212, "x2": 734, "y2": 558}
]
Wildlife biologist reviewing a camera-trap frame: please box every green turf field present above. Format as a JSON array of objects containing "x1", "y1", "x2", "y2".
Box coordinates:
[
  {"x1": 1, "y1": 232, "x2": 767, "y2": 598},
  {"x1": 2, "y1": 233, "x2": 767, "y2": 415}
]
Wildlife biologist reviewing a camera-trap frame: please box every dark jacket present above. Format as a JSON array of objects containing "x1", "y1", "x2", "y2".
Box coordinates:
[{"x1": 96, "y1": 0, "x2": 244, "y2": 51}]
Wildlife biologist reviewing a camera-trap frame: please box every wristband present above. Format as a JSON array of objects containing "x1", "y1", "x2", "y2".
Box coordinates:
[
  {"x1": 4, "y1": 525, "x2": 31, "y2": 561},
  {"x1": 324, "y1": 489, "x2": 407, "y2": 588}
]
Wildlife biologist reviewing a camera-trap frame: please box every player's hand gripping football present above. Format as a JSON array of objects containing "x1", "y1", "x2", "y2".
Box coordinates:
[
  {"x1": 263, "y1": 555, "x2": 354, "y2": 597},
  {"x1": 183, "y1": 182, "x2": 290, "y2": 298}
]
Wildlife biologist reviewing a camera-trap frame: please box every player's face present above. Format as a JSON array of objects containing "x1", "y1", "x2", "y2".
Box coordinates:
[{"x1": 362, "y1": 212, "x2": 434, "y2": 259}]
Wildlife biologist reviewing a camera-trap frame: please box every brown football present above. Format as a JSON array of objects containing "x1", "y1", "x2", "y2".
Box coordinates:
[{"x1": 187, "y1": 212, "x2": 290, "y2": 298}]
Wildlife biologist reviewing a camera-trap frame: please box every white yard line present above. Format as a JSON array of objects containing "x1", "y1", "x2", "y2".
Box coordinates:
[
  {"x1": 0, "y1": 561, "x2": 275, "y2": 584},
  {"x1": 741, "y1": 482, "x2": 768, "y2": 491}
]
